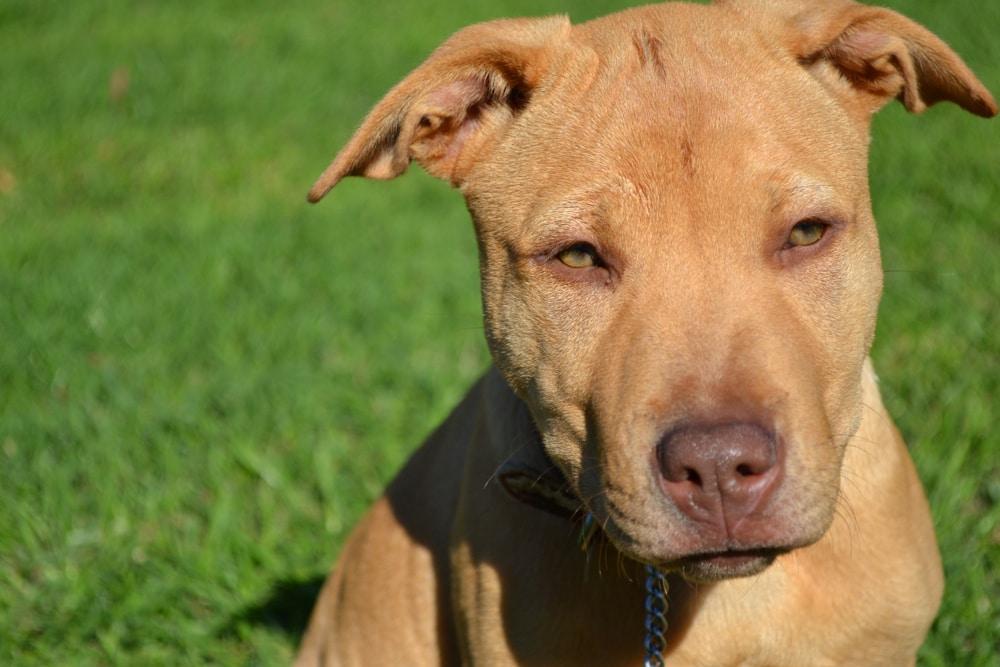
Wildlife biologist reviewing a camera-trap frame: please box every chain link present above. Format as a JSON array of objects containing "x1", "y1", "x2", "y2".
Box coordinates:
[{"x1": 643, "y1": 564, "x2": 668, "y2": 667}]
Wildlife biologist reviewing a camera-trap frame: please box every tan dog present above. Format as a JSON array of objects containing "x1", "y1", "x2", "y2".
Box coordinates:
[{"x1": 296, "y1": 0, "x2": 995, "y2": 664}]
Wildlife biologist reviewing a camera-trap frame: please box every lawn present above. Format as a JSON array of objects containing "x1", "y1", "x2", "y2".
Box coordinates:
[{"x1": 0, "y1": 0, "x2": 997, "y2": 664}]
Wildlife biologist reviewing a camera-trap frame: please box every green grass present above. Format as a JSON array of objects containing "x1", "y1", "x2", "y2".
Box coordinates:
[{"x1": 0, "y1": 0, "x2": 997, "y2": 664}]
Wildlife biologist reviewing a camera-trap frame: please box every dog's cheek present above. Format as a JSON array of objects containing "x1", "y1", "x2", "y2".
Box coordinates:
[
  {"x1": 786, "y1": 240, "x2": 880, "y2": 534},
  {"x1": 526, "y1": 289, "x2": 614, "y2": 411},
  {"x1": 822, "y1": 219, "x2": 883, "y2": 440},
  {"x1": 783, "y1": 218, "x2": 881, "y2": 424},
  {"x1": 481, "y1": 280, "x2": 537, "y2": 399},
  {"x1": 482, "y1": 258, "x2": 621, "y2": 462}
]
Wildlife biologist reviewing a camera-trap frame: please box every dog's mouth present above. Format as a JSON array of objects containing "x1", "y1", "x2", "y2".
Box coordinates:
[
  {"x1": 594, "y1": 497, "x2": 803, "y2": 583},
  {"x1": 671, "y1": 546, "x2": 790, "y2": 582}
]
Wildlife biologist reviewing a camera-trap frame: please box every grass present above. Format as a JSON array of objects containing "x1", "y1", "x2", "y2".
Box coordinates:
[{"x1": 0, "y1": 0, "x2": 997, "y2": 664}]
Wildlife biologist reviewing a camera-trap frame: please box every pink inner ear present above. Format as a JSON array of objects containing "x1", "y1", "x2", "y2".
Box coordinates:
[
  {"x1": 406, "y1": 76, "x2": 498, "y2": 182},
  {"x1": 830, "y1": 29, "x2": 894, "y2": 77},
  {"x1": 423, "y1": 77, "x2": 491, "y2": 113},
  {"x1": 825, "y1": 27, "x2": 919, "y2": 110}
]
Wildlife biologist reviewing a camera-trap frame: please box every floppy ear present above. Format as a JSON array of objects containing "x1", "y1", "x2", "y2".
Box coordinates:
[
  {"x1": 725, "y1": 0, "x2": 996, "y2": 119},
  {"x1": 307, "y1": 16, "x2": 570, "y2": 203}
]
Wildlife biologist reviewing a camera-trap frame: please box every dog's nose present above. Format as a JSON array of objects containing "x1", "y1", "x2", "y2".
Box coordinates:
[{"x1": 656, "y1": 422, "x2": 782, "y2": 533}]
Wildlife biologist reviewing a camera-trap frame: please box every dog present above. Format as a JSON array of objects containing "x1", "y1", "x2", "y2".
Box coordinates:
[{"x1": 296, "y1": 0, "x2": 995, "y2": 664}]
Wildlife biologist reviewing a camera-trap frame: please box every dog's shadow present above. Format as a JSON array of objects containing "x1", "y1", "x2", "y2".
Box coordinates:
[{"x1": 223, "y1": 575, "x2": 325, "y2": 642}]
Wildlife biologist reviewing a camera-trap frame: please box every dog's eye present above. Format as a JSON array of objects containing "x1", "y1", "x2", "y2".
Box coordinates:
[
  {"x1": 556, "y1": 243, "x2": 598, "y2": 269},
  {"x1": 786, "y1": 220, "x2": 828, "y2": 248}
]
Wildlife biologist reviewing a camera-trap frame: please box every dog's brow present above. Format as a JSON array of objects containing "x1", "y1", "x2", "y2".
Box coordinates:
[
  {"x1": 529, "y1": 203, "x2": 604, "y2": 243},
  {"x1": 528, "y1": 186, "x2": 622, "y2": 239},
  {"x1": 769, "y1": 177, "x2": 838, "y2": 214}
]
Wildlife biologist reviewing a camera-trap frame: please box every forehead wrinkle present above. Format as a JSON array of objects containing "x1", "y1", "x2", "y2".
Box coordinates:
[{"x1": 631, "y1": 27, "x2": 668, "y2": 79}]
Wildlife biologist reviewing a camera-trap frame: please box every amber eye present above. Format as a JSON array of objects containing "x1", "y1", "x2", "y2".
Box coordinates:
[
  {"x1": 556, "y1": 243, "x2": 598, "y2": 269},
  {"x1": 787, "y1": 220, "x2": 828, "y2": 248}
]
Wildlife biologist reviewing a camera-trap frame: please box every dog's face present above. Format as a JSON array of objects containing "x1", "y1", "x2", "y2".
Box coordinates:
[
  {"x1": 309, "y1": 0, "x2": 994, "y2": 580},
  {"x1": 470, "y1": 5, "x2": 886, "y2": 579}
]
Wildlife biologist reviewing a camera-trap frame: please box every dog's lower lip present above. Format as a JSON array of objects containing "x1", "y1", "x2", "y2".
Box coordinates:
[{"x1": 680, "y1": 547, "x2": 787, "y2": 569}]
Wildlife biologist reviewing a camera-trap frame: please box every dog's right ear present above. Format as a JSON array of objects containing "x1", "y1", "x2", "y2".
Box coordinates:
[
  {"x1": 307, "y1": 16, "x2": 570, "y2": 203},
  {"x1": 720, "y1": 0, "x2": 996, "y2": 121}
]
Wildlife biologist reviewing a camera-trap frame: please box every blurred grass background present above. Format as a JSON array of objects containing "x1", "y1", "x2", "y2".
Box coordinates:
[{"x1": 0, "y1": 0, "x2": 996, "y2": 664}]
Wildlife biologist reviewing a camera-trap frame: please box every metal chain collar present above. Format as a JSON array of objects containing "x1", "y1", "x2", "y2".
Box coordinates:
[
  {"x1": 578, "y1": 512, "x2": 669, "y2": 666},
  {"x1": 643, "y1": 565, "x2": 669, "y2": 667}
]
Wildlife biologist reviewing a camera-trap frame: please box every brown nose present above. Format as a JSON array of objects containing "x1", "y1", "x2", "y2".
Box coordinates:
[{"x1": 656, "y1": 422, "x2": 782, "y2": 534}]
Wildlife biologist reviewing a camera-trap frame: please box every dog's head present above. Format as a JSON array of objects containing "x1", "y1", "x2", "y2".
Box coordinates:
[{"x1": 310, "y1": 0, "x2": 994, "y2": 580}]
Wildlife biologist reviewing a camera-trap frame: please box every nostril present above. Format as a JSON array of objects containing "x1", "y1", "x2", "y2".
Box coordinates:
[
  {"x1": 735, "y1": 463, "x2": 754, "y2": 477},
  {"x1": 684, "y1": 467, "x2": 702, "y2": 486}
]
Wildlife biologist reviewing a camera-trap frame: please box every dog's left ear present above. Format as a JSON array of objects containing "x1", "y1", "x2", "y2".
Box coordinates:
[
  {"x1": 725, "y1": 0, "x2": 996, "y2": 119},
  {"x1": 307, "y1": 16, "x2": 570, "y2": 203}
]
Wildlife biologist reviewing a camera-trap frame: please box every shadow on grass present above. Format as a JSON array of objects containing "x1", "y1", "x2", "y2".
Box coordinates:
[{"x1": 222, "y1": 575, "x2": 326, "y2": 642}]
